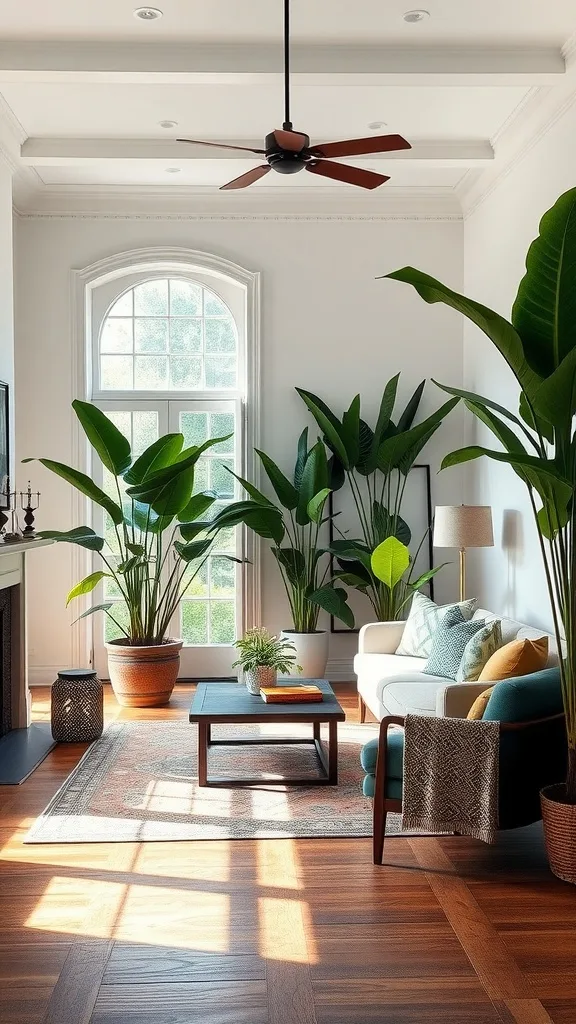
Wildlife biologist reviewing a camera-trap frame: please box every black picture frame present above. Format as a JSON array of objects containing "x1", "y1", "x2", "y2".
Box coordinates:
[
  {"x1": 328, "y1": 463, "x2": 433, "y2": 634},
  {"x1": 0, "y1": 382, "x2": 9, "y2": 510}
]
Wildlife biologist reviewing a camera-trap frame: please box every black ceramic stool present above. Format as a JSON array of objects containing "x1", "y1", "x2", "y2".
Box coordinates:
[{"x1": 51, "y1": 669, "x2": 104, "y2": 742}]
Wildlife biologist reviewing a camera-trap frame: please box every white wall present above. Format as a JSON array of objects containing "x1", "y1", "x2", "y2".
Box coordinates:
[
  {"x1": 463, "y1": 102, "x2": 576, "y2": 630},
  {"x1": 14, "y1": 212, "x2": 464, "y2": 682},
  {"x1": 0, "y1": 164, "x2": 14, "y2": 475}
]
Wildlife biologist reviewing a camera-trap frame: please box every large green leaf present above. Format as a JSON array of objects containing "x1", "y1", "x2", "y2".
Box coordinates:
[
  {"x1": 210, "y1": 500, "x2": 285, "y2": 544},
  {"x1": 356, "y1": 419, "x2": 375, "y2": 476},
  {"x1": 174, "y1": 538, "x2": 213, "y2": 562},
  {"x1": 531, "y1": 346, "x2": 576, "y2": 434},
  {"x1": 66, "y1": 571, "x2": 110, "y2": 607},
  {"x1": 519, "y1": 391, "x2": 554, "y2": 445},
  {"x1": 371, "y1": 502, "x2": 411, "y2": 545},
  {"x1": 462, "y1": 402, "x2": 528, "y2": 458},
  {"x1": 127, "y1": 501, "x2": 174, "y2": 535},
  {"x1": 272, "y1": 547, "x2": 306, "y2": 587},
  {"x1": 293, "y1": 427, "x2": 309, "y2": 489},
  {"x1": 341, "y1": 394, "x2": 361, "y2": 466},
  {"x1": 434, "y1": 380, "x2": 542, "y2": 452},
  {"x1": 512, "y1": 186, "x2": 576, "y2": 377},
  {"x1": 24, "y1": 458, "x2": 124, "y2": 524},
  {"x1": 377, "y1": 398, "x2": 458, "y2": 474},
  {"x1": 382, "y1": 267, "x2": 541, "y2": 400},
  {"x1": 296, "y1": 441, "x2": 329, "y2": 525},
  {"x1": 36, "y1": 526, "x2": 105, "y2": 551},
  {"x1": 179, "y1": 522, "x2": 208, "y2": 541},
  {"x1": 130, "y1": 467, "x2": 195, "y2": 517},
  {"x1": 72, "y1": 400, "x2": 131, "y2": 476},
  {"x1": 328, "y1": 539, "x2": 372, "y2": 571},
  {"x1": 71, "y1": 602, "x2": 114, "y2": 625},
  {"x1": 255, "y1": 449, "x2": 298, "y2": 510},
  {"x1": 441, "y1": 446, "x2": 573, "y2": 516},
  {"x1": 124, "y1": 433, "x2": 184, "y2": 485},
  {"x1": 397, "y1": 380, "x2": 426, "y2": 432},
  {"x1": 328, "y1": 455, "x2": 345, "y2": 491},
  {"x1": 177, "y1": 490, "x2": 218, "y2": 523},
  {"x1": 371, "y1": 536, "x2": 411, "y2": 589},
  {"x1": 296, "y1": 388, "x2": 350, "y2": 467},
  {"x1": 307, "y1": 487, "x2": 331, "y2": 525},
  {"x1": 308, "y1": 585, "x2": 355, "y2": 629},
  {"x1": 225, "y1": 469, "x2": 274, "y2": 508}
]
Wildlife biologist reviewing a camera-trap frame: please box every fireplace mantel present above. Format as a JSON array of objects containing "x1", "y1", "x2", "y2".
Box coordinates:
[{"x1": 0, "y1": 538, "x2": 53, "y2": 728}]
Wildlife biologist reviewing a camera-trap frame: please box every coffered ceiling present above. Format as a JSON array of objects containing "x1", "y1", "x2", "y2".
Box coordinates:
[{"x1": 0, "y1": 0, "x2": 574, "y2": 214}]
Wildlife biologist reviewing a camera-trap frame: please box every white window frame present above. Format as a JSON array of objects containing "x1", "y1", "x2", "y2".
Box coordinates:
[{"x1": 71, "y1": 247, "x2": 261, "y2": 672}]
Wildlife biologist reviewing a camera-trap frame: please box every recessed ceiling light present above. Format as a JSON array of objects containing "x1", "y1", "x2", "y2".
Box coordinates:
[
  {"x1": 165, "y1": 167, "x2": 181, "y2": 173},
  {"x1": 368, "y1": 121, "x2": 388, "y2": 130},
  {"x1": 403, "y1": 9, "x2": 430, "y2": 22},
  {"x1": 159, "y1": 120, "x2": 178, "y2": 129},
  {"x1": 134, "y1": 7, "x2": 163, "y2": 21}
]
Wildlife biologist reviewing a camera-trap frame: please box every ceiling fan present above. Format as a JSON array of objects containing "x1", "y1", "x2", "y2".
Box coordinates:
[{"x1": 177, "y1": 0, "x2": 411, "y2": 191}]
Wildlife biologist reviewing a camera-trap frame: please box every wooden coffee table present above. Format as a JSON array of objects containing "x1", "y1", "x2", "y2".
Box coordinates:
[{"x1": 189, "y1": 679, "x2": 345, "y2": 787}]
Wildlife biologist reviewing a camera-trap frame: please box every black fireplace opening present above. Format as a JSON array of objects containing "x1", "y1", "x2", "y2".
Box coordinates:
[{"x1": 0, "y1": 588, "x2": 12, "y2": 738}]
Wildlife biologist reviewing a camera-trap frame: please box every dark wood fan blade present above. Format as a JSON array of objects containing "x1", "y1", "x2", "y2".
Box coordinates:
[
  {"x1": 220, "y1": 165, "x2": 271, "y2": 190},
  {"x1": 306, "y1": 160, "x2": 389, "y2": 190},
  {"x1": 311, "y1": 134, "x2": 411, "y2": 158},
  {"x1": 273, "y1": 128, "x2": 308, "y2": 152},
  {"x1": 177, "y1": 138, "x2": 266, "y2": 154}
]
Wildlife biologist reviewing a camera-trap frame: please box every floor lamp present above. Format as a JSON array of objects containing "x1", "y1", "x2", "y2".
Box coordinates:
[{"x1": 433, "y1": 505, "x2": 494, "y2": 602}]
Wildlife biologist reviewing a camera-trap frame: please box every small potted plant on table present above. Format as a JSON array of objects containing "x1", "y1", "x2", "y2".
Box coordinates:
[{"x1": 233, "y1": 628, "x2": 300, "y2": 695}]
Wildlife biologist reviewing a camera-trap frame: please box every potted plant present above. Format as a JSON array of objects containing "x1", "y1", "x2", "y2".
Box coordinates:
[
  {"x1": 210, "y1": 432, "x2": 354, "y2": 678},
  {"x1": 296, "y1": 383, "x2": 456, "y2": 620},
  {"x1": 27, "y1": 400, "x2": 232, "y2": 707},
  {"x1": 384, "y1": 186, "x2": 576, "y2": 882},
  {"x1": 370, "y1": 535, "x2": 446, "y2": 619},
  {"x1": 233, "y1": 627, "x2": 300, "y2": 694}
]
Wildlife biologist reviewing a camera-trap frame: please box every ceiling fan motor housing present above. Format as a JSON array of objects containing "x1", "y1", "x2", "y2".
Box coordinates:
[{"x1": 265, "y1": 130, "x2": 310, "y2": 173}]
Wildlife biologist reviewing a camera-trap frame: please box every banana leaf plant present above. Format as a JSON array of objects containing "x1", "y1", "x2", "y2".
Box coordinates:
[
  {"x1": 383, "y1": 186, "x2": 576, "y2": 803},
  {"x1": 296, "y1": 381, "x2": 456, "y2": 620},
  {"x1": 25, "y1": 400, "x2": 235, "y2": 644},
  {"x1": 209, "y1": 431, "x2": 355, "y2": 631}
]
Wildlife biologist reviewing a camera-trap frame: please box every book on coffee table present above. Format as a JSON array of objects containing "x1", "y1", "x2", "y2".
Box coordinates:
[{"x1": 260, "y1": 685, "x2": 324, "y2": 704}]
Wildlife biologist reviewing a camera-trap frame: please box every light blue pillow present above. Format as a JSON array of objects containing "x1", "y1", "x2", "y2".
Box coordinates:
[
  {"x1": 424, "y1": 607, "x2": 488, "y2": 680},
  {"x1": 457, "y1": 620, "x2": 503, "y2": 682}
]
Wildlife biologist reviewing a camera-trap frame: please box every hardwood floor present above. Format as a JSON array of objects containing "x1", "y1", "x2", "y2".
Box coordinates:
[{"x1": 0, "y1": 683, "x2": 575, "y2": 1023}]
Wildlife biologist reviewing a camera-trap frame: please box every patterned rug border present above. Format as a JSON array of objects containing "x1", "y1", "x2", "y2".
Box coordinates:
[{"x1": 25, "y1": 720, "x2": 436, "y2": 844}]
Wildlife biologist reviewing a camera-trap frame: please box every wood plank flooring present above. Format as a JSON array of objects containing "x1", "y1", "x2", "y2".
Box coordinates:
[{"x1": 0, "y1": 683, "x2": 574, "y2": 1023}]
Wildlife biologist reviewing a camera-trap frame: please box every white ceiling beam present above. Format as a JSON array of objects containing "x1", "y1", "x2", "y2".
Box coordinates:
[
  {"x1": 0, "y1": 42, "x2": 565, "y2": 86},
  {"x1": 21, "y1": 138, "x2": 494, "y2": 168}
]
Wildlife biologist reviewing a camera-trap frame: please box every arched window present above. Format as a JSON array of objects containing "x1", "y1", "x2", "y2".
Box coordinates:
[
  {"x1": 77, "y1": 252, "x2": 259, "y2": 680},
  {"x1": 98, "y1": 278, "x2": 238, "y2": 392}
]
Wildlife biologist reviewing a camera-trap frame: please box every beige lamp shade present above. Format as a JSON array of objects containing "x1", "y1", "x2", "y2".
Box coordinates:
[{"x1": 433, "y1": 505, "x2": 494, "y2": 550}]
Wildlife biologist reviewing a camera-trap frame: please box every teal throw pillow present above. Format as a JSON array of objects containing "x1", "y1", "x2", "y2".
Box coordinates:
[{"x1": 424, "y1": 607, "x2": 488, "y2": 680}]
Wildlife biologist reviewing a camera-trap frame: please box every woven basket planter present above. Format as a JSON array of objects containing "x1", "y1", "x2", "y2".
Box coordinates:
[{"x1": 541, "y1": 784, "x2": 576, "y2": 885}]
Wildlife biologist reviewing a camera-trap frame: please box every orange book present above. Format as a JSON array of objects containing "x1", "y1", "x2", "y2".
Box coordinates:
[{"x1": 260, "y1": 685, "x2": 323, "y2": 703}]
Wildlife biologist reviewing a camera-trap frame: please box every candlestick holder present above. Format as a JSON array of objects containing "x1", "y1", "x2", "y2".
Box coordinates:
[
  {"x1": 3, "y1": 490, "x2": 22, "y2": 543},
  {"x1": 19, "y1": 482, "x2": 40, "y2": 538}
]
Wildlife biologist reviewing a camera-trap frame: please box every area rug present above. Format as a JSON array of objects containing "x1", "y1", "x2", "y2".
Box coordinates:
[{"x1": 26, "y1": 720, "x2": 411, "y2": 844}]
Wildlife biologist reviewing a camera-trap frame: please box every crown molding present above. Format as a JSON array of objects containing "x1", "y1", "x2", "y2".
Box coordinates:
[
  {"x1": 14, "y1": 185, "x2": 463, "y2": 221},
  {"x1": 457, "y1": 73, "x2": 576, "y2": 217}
]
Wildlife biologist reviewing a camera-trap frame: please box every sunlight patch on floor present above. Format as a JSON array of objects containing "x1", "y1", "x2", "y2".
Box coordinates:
[{"x1": 258, "y1": 896, "x2": 317, "y2": 964}]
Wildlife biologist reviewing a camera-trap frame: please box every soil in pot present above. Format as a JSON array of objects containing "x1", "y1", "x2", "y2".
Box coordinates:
[
  {"x1": 105, "y1": 638, "x2": 183, "y2": 708},
  {"x1": 541, "y1": 783, "x2": 576, "y2": 885}
]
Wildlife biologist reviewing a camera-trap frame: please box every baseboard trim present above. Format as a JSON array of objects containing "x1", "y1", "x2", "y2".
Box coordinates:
[
  {"x1": 326, "y1": 658, "x2": 355, "y2": 683},
  {"x1": 28, "y1": 666, "x2": 63, "y2": 687}
]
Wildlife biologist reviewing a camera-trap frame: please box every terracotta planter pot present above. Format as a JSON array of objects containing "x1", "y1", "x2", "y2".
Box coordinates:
[
  {"x1": 244, "y1": 666, "x2": 277, "y2": 695},
  {"x1": 105, "y1": 638, "x2": 183, "y2": 707},
  {"x1": 541, "y1": 784, "x2": 576, "y2": 885}
]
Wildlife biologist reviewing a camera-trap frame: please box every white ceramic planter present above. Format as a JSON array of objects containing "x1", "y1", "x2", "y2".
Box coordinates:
[{"x1": 279, "y1": 630, "x2": 329, "y2": 679}]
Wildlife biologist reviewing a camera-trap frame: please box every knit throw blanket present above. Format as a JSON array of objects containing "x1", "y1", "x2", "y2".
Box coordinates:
[{"x1": 401, "y1": 714, "x2": 500, "y2": 844}]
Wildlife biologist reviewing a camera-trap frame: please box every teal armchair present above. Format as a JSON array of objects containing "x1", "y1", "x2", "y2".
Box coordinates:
[{"x1": 361, "y1": 667, "x2": 567, "y2": 864}]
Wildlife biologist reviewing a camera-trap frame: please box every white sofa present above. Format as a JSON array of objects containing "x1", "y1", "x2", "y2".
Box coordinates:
[{"x1": 354, "y1": 608, "x2": 559, "y2": 721}]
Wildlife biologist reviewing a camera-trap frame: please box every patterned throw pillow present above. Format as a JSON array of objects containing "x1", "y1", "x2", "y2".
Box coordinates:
[
  {"x1": 423, "y1": 607, "x2": 488, "y2": 680},
  {"x1": 396, "y1": 592, "x2": 477, "y2": 658},
  {"x1": 457, "y1": 620, "x2": 503, "y2": 683}
]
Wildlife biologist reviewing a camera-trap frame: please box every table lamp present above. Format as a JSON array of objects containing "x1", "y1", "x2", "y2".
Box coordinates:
[{"x1": 433, "y1": 505, "x2": 494, "y2": 601}]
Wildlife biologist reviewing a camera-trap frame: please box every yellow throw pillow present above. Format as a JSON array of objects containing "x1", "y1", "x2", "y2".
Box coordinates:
[
  {"x1": 467, "y1": 687, "x2": 495, "y2": 720},
  {"x1": 478, "y1": 636, "x2": 548, "y2": 683}
]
